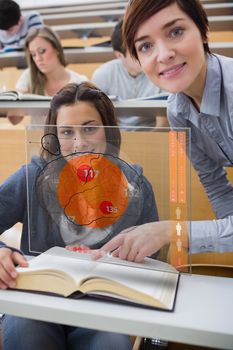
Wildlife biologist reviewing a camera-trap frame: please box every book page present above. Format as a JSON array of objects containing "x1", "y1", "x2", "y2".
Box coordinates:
[
  {"x1": 17, "y1": 250, "x2": 98, "y2": 290},
  {"x1": 45, "y1": 247, "x2": 178, "y2": 309},
  {"x1": 0, "y1": 91, "x2": 51, "y2": 100},
  {"x1": 19, "y1": 93, "x2": 51, "y2": 100},
  {"x1": 83, "y1": 259, "x2": 179, "y2": 310},
  {"x1": 17, "y1": 247, "x2": 178, "y2": 308},
  {"x1": 46, "y1": 247, "x2": 177, "y2": 273},
  {"x1": 0, "y1": 91, "x2": 18, "y2": 100}
]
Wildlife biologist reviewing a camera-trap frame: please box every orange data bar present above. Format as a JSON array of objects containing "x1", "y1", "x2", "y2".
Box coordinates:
[
  {"x1": 169, "y1": 131, "x2": 178, "y2": 203},
  {"x1": 169, "y1": 131, "x2": 188, "y2": 269},
  {"x1": 178, "y1": 131, "x2": 186, "y2": 204}
]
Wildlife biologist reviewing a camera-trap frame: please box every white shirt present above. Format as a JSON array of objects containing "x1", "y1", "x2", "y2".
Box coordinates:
[
  {"x1": 16, "y1": 68, "x2": 88, "y2": 124},
  {"x1": 16, "y1": 68, "x2": 88, "y2": 94},
  {"x1": 92, "y1": 59, "x2": 162, "y2": 129}
]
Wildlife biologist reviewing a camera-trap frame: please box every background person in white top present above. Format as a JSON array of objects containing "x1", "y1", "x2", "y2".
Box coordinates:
[
  {"x1": 8, "y1": 26, "x2": 88, "y2": 125},
  {"x1": 0, "y1": 0, "x2": 43, "y2": 51},
  {"x1": 16, "y1": 26, "x2": 87, "y2": 95},
  {"x1": 92, "y1": 20, "x2": 168, "y2": 129}
]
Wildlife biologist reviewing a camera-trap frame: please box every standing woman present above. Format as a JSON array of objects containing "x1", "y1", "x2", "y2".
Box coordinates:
[{"x1": 96, "y1": 0, "x2": 233, "y2": 261}]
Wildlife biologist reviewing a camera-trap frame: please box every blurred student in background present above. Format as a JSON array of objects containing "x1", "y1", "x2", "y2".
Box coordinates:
[
  {"x1": 8, "y1": 26, "x2": 88, "y2": 125},
  {"x1": 0, "y1": 0, "x2": 43, "y2": 51},
  {"x1": 16, "y1": 26, "x2": 88, "y2": 95},
  {"x1": 92, "y1": 19, "x2": 169, "y2": 129}
]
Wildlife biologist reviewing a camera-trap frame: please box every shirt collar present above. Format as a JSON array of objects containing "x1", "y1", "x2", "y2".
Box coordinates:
[
  {"x1": 200, "y1": 54, "x2": 221, "y2": 117},
  {"x1": 176, "y1": 54, "x2": 222, "y2": 119}
]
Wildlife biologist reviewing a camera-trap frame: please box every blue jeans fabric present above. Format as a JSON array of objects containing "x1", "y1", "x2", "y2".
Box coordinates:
[{"x1": 2, "y1": 315, "x2": 132, "y2": 350}]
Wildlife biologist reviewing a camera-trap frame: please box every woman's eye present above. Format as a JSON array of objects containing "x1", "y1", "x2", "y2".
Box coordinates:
[
  {"x1": 137, "y1": 42, "x2": 153, "y2": 54},
  {"x1": 84, "y1": 127, "x2": 96, "y2": 134},
  {"x1": 83, "y1": 126, "x2": 97, "y2": 134},
  {"x1": 169, "y1": 27, "x2": 184, "y2": 39},
  {"x1": 38, "y1": 48, "x2": 46, "y2": 54},
  {"x1": 59, "y1": 129, "x2": 74, "y2": 137}
]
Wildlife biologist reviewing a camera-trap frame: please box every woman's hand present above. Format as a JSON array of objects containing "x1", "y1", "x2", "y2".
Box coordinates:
[
  {"x1": 0, "y1": 248, "x2": 28, "y2": 289},
  {"x1": 7, "y1": 115, "x2": 24, "y2": 125},
  {"x1": 92, "y1": 221, "x2": 174, "y2": 262}
]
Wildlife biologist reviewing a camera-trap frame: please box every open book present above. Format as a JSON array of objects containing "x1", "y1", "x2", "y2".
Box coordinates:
[
  {"x1": 14, "y1": 247, "x2": 179, "y2": 311},
  {"x1": 0, "y1": 90, "x2": 51, "y2": 101}
]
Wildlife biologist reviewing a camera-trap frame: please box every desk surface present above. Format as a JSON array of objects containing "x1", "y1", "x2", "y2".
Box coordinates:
[
  {"x1": 0, "y1": 99, "x2": 168, "y2": 118},
  {"x1": 43, "y1": 9, "x2": 125, "y2": 25},
  {"x1": 0, "y1": 42, "x2": 232, "y2": 69},
  {"x1": 21, "y1": 0, "x2": 127, "y2": 10},
  {"x1": 23, "y1": 2, "x2": 126, "y2": 15},
  {"x1": 0, "y1": 273, "x2": 232, "y2": 349}
]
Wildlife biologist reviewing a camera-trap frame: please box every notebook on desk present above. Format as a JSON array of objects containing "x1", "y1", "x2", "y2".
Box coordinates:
[{"x1": 0, "y1": 91, "x2": 51, "y2": 101}]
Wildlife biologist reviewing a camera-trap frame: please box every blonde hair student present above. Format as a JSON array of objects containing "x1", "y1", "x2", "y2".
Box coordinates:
[
  {"x1": 16, "y1": 26, "x2": 88, "y2": 96},
  {"x1": 8, "y1": 26, "x2": 88, "y2": 124}
]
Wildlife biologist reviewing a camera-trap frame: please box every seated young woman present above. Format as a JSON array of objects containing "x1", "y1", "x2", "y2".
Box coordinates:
[
  {"x1": 8, "y1": 26, "x2": 88, "y2": 125},
  {"x1": 0, "y1": 81, "x2": 158, "y2": 350}
]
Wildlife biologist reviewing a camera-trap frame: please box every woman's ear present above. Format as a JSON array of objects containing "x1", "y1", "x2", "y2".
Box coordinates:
[{"x1": 114, "y1": 50, "x2": 125, "y2": 60}]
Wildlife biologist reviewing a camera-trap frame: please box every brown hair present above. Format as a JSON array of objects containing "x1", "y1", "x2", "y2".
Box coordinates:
[
  {"x1": 123, "y1": 0, "x2": 210, "y2": 61},
  {"x1": 41, "y1": 82, "x2": 121, "y2": 160},
  {"x1": 25, "y1": 26, "x2": 66, "y2": 95}
]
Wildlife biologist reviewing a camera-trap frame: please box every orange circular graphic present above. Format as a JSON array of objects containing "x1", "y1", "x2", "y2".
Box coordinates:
[{"x1": 57, "y1": 154, "x2": 129, "y2": 228}]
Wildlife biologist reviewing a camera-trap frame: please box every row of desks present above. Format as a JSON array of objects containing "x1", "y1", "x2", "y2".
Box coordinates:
[
  {"x1": 0, "y1": 41, "x2": 232, "y2": 69},
  {"x1": 22, "y1": 4, "x2": 233, "y2": 24},
  {"x1": 45, "y1": 16, "x2": 233, "y2": 38},
  {"x1": 20, "y1": 0, "x2": 233, "y2": 11},
  {"x1": 0, "y1": 99, "x2": 167, "y2": 119}
]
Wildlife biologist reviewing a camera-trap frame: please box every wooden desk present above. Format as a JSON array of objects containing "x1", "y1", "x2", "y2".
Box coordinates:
[
  {"x1": 209, "y1": 41, "x2": 233, "y2": 56},
  {"x1": 0, "y1": 273, "x2": 232, "y2": 349},
  {"x1": 21, "y1": 0, "x2": 127, "y2": 10},
  {"x1": 43, "y1": 9, "x2": 125, "y2": 25},
  {"x1": 0, "y1": 99, "x2": 167, "y2": 119},
  {"x1": 50, "y1": 16, "x2": 233, "y2": 40},
  {"x1": 52, "y1": 21, "x2": 117, "y2": 39},
  {"x1": 208, "y1": 15, "x2": 233, "y2": 31},
  {"x1": 204, "y1": 3, "x2": 233, "y2": 16},
  {"x1": 23, "y1": 2, "x2": 233, "y2": 17},
  {"x1": 0, "y1": 46, "x2": 114, "y2": 69},
  {"x1": 202, "y1": 0, "x2": 233, "y2": 3},
  {"x1": 0, "y1": 42, "x2": 232, "y2": 69},
  {"x1": 22, "y1": 1, "x2": 127, "y2": 15}
]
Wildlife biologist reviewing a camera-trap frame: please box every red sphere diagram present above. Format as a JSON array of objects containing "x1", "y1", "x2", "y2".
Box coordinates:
[{"x1": 57, "y1": 154, "x2": 129, "y2": 228}]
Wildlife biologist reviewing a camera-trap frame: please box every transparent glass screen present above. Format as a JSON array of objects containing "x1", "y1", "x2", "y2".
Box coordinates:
[{"x1": 25, "y1": 125, "x2": 191, "y2": 272}]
